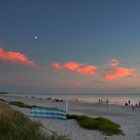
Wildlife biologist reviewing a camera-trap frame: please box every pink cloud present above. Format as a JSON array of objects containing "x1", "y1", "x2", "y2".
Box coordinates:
[
  {"x1": 0, "y1": 48, "x2": 35, "y2": 66},
  {"x1": 106, "y1": 59, "x2": 119, "y2": 67},
  {"x1": 104, "y1": 67, "x2": 134, "y2": 80},
  {"x1": 51, "y1": 62, "x2": 62, "y2": 70},
  {"x1": 52, "y1": 61, "x2": 97, "y2": 75}
]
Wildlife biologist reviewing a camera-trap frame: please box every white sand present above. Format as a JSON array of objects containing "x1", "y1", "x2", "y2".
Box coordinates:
[{"x1": 0, "y1": 94, "x2": 140, "y2": 140}]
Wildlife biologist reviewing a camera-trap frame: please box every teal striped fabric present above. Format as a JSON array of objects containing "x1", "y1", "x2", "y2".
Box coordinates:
[{"x1": 31, "y1": 107, "x2": 67, "y2": 120}]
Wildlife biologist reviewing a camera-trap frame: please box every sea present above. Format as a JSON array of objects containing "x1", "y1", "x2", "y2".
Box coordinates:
[{"x1": 9, "y1": 93, "x2": 140, "y2": 105}]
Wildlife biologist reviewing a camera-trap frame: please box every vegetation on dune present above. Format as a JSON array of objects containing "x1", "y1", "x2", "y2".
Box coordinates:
[
  {"x1": 0, "y1": 98, "x2": 7, "y2": 102},
  {"x1": 8, "y1": 101, "x2": 39, "y2": 109},
  {"x1": 67, "y1": 114, "x2": 123, "y2": 135},
  {"x1": 0, "y1": 102, "x2": 69, "y2": 140},
  {"x1": 0, "y1": 98, "x2": 40, "y2": 108}
]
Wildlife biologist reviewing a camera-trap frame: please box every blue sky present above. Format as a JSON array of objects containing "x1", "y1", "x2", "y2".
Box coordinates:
[{"x1": 0, "y1": 0, "x2": 140, "y2": 94}]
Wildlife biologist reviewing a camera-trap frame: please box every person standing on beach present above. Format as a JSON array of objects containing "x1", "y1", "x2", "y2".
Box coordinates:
[
  {"x1": 106, "y1": 99, "x2": 109, "y2": 104},
  {"x1": 128, "y1": 100, "x2": 131, "y2": 106}
]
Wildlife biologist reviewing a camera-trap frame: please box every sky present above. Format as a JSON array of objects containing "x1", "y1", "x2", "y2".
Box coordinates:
[{"x1": 0, "y1": 0, "x2": 140, "y2": 94}]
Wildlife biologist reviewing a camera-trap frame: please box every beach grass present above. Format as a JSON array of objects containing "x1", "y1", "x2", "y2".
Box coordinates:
[
  {"x1": 8, "y1": 101, "x2": 38, "y2": 109},
  {"x1": 67, "y1": 114, "x2": 123, "y2": 135},
  {"x1": 0, "y1": 102, "x2": 69, "y2": 140},
  {"x1": 0, "y1": 98, "x2": 7, "y2": 102}
]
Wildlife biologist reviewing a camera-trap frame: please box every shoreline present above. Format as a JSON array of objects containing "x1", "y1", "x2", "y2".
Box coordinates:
[{"x1": 3, "y1": 93, "x2": 140, "y2": 105}]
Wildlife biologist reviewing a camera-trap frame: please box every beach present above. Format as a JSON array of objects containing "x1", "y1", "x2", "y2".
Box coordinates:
[{"x1": 0, "y1": 94, "x2": 140, "y2": 140}]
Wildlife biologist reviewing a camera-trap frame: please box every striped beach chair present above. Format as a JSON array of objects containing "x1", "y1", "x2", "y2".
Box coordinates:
[{"x1": 31, "y1": 107, "x2": 67, "y2": 120}]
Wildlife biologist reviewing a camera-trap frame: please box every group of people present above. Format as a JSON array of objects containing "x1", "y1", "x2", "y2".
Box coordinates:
[
  {"x1": 98, "y1": 99, "x2": 109, "y2": 104},
  {"x1": 98, "y1": 99, "x2": 140, "y2": 110},
  {"x1": 125, "y1": 100, "x2": 140, "y2": 110}
]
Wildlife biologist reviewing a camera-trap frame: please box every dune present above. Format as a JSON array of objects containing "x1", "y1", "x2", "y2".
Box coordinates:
[{"x1": 0, "y1": 94, "x2": 140, "y2": 140}]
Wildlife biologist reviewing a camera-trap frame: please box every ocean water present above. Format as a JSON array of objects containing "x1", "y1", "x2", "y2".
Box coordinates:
[{"x1": 10, "y1": 93, "x2": 140, "y2": 105}]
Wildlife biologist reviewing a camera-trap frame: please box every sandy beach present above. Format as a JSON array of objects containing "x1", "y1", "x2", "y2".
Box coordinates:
[{"x1": 0, "y1": 94, "x2": 140, "y2": 140}]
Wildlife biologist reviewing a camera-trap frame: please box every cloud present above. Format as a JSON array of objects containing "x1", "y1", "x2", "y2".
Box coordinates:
[
  {"x1": 52, "y1": 61, "x2": 97, "y2": 75},
  {"x1": 104, "y1": 67, "x2": 134, "y2": 80},
  {"x1": 0, "y1": 48, "x2": 35, "y2": 66},
  {"x1": 106, "y1": 59, "x2": 119, "y2": 67},
  {"x1": 51, "y1": 62, "x2": 62, "y2": 70}
]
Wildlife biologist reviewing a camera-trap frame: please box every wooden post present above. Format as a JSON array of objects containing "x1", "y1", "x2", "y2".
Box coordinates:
[
  {"x1": 65, "y1": 98, "x2": 68, "y2": 113},
  {"x1": 109, "y1": 104, "x2": 112, "y2": 112}
]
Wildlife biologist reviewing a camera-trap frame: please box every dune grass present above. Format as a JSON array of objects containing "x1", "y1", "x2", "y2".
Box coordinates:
[
  {"x1": 0, "y1": 98, "x2": 39, "y2": 108},
  {"x1": 8, "y1": 101, "x2": 38, "y2": 109},
  {"x1": 0, "y1": 102, "x2": 69, "y2": 140},
  {"x1": 0, "y1": 98, "x2": 7, "y2": 102},
  {"x1": 67, "y1": 115, "x2": 123, "y2": 135}
]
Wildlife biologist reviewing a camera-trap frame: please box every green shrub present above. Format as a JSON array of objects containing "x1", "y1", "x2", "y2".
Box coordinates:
[
  {"x1": 76, "y1": 116, "x2": 100, "y2": 130},
  {"x1": 67, "y1": 114, "x2": 123, "y2": 135},
  {"x1": 8, "y1": 101, "x2": 42, "y2": 109},
  {"x1": 8, "y1": 101, "x2": 31, "y2": 108},
  {"x1": 0, "y1": 98, "x2": 7, "y2": 102}
]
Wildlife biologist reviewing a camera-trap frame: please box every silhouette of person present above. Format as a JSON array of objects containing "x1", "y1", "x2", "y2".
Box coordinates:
[{"x1": 128, "y1": 100, "x2": 131, "y2": 106}]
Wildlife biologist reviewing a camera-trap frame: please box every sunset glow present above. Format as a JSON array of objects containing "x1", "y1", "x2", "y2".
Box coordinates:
[
  {"x1": 104, "y1": 67, "x2": 134, "y2": 80},
  {"x1": 52, "y1": 61, "x2": 97, "y2": 75},
  {"x1": 0, "y1": 48, "x2": 35, "y2": 66},
  {"x1": 0, "y1": 1, "x2": 140, "y2": 94}
]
